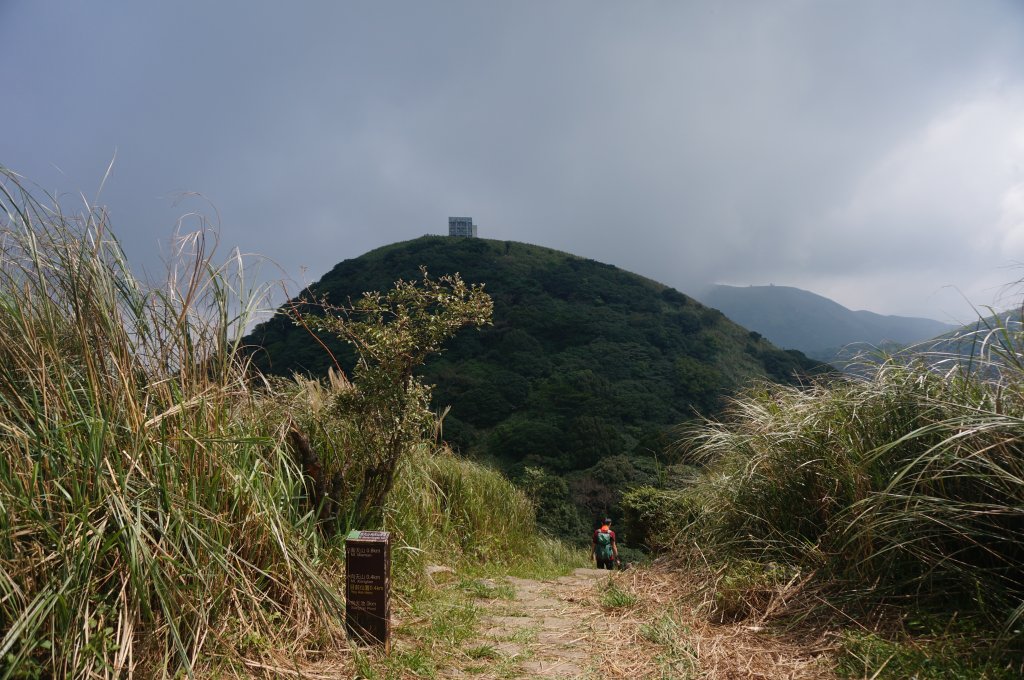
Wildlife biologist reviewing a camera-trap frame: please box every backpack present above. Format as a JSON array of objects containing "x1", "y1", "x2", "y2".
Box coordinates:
[{"x1": 595, "y1": 529, "x2": 614, "y2": 560}]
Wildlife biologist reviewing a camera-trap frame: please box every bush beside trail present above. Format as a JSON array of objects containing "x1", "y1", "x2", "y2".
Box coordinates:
[{"x1": 624, "y1": 348, "x2": 1024, "y2": 673}]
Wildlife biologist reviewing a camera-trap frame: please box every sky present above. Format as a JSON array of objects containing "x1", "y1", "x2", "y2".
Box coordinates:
[{"x1": 3, "y1": 1, "x2": 1024, "y2": 323}]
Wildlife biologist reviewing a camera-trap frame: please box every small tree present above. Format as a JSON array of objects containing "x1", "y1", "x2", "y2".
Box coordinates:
[{"x1": 298, "y1": 267, "x2": 493, "y2": 528}]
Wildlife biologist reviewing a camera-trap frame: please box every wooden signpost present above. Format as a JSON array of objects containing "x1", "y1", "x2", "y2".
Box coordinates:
[{"x1": 344, "y1": 530, "x2": 391, "y2": 650}]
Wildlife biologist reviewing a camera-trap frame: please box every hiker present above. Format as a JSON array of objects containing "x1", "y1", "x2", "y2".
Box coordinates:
[{"x1": 591, "y1": 517, "x2": 619, "y2": 570}]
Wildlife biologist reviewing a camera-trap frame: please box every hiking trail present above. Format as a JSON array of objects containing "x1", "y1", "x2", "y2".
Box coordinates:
[
  {"x1": 440, "y1": 567, "x2": 836, "y2": 679},
  {"x1": 463, "y1": 568, "x2": 614, "y2": 678}
]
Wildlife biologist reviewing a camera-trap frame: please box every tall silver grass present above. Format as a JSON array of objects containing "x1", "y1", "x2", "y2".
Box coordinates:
[
  {"x1": 0, "y1": 170, "x2": 343, "y2": 678},
  {"x1": 677, "y1": 332, "x2": 1024, "y2": 629}
]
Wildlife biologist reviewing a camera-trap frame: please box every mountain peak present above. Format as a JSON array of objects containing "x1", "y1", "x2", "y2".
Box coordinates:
[{"x1": 246, "y1": 237, "x2": 830, "y2": 473}]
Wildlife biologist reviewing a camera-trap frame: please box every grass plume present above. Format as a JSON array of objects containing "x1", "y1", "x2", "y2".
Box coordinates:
[
  {"x1": 0, "y1": 170, "x2": 345, "y2": 677},
  {"x1": 629, "y1": 322, "x2": 1024, "y2": 640}
]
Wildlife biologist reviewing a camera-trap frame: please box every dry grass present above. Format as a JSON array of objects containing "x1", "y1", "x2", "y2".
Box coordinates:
[{"x1": 552, "y1": 565, "x2": 839, "y2": 680}]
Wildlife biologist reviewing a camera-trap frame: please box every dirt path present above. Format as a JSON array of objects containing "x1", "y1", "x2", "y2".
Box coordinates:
[
  {"x1": 444, "y1": 567, "x2": 837, "y2": 680},
  {"x1": 243, "y1": 565, "x2": 838, "y2": 678},
  {"x1": 457, "y1": 567, "x2": 616, "y2": 679}
]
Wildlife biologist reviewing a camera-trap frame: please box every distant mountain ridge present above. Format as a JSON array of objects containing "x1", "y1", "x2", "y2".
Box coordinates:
[{"x1": 695, "y1": 284, "x2": 956, "y2": 362}]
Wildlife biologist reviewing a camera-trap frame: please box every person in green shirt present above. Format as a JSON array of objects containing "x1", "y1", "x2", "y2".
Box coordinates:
[{"x1": 591, "y1": 517, "x2": 619, "y2": 570}]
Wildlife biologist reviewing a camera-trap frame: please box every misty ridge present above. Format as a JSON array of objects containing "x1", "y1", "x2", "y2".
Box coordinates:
[{"x1": 695, "y1": 283, "x2": 959, "y2": 362}]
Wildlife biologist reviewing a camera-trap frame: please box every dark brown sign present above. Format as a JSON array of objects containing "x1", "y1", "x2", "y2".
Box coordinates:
[{"x1": 345, "y1": 530, "x2": 391, "y2": 650}]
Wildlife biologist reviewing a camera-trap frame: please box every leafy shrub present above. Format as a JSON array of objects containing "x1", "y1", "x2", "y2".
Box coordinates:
[
  {"x1": 655, "y1": 356, "x2": 1024, "y2": 628},
  {"x1": 296, "y1": 267, "x2": 493, "y2": 527},
  {"x1": 518, "y1": 466, "x2": 586, "y2": 540},
  {"x1": 620, "y1": 486, "x2": 695, "y2": 551}
]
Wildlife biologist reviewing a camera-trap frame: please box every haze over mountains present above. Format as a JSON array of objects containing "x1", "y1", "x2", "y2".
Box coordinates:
[{"x1": 695, "y1": 284, "x2": 957, "y2": 362}]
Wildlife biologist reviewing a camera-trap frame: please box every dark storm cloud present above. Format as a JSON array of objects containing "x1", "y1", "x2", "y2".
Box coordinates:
[{"x1": 3, "y1": 1, "x2": 1023, "y2": 320}]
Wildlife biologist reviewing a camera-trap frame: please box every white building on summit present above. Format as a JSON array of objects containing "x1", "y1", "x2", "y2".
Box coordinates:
[{"x1": 448, "y1": 216, "x2": 477, "y2": 237}]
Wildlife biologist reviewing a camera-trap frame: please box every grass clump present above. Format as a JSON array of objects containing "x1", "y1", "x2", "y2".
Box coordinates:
[
  {"x1": 836, "y1": 627, "x2": 1022, "y2": 679},
  {"x1": 0, "y1": 171, "x2": 346, "y2": 676},
  {"x1": 654, "y1": 360, "x2": 1024, "y2": 614},
  {"x1": 600, "y1": 580, "x2": 638, "y2": 609},
  {"x1": 639, "y1": 613, "x2": 699, "y2": 678},
  {"x1": 710, "y1": 560, "x2": 797, "y2": 623},
  {"x1": 464, "y1": 643, "x2": 501, "y2": 660},
  {"x1": 625, "y1": 325, "x2": 1024, "y2": 672},
  {"x1": 461, "y1": 578, "x2": 517, "y2": 601}
]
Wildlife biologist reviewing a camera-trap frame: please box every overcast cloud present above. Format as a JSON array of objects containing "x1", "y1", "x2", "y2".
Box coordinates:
[{"x1": 3, "y1": 1, "x2": 1023, "y2": 322}]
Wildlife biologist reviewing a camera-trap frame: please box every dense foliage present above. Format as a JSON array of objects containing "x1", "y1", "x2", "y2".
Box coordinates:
[
  {"x1": 246, "y1": 236, "x2": 829, "y2": 539},
  {"x1": 623, "y1": 336, "x2": 1024, "y2": 670}
]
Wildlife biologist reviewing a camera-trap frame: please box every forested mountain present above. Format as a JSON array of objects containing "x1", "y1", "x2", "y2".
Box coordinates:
[
  {"x1": 696, "y1": 284, "x2": 955, "y2": 362},
  {"x1": 246, "y1": 237, "x2": 829, "y2": 536}
]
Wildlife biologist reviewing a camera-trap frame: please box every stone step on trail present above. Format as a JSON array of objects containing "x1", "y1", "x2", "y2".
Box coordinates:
[{"x1": 468, "y1": 567, "x2": 617, "y2": 678}]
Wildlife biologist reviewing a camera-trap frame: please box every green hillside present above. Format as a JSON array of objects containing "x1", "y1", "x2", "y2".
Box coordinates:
[{"x1": 246, "y1": 236, "x2": 829, "y2": 535}]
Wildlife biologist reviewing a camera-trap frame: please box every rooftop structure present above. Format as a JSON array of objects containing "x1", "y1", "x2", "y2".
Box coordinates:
[{"x1": 448, "y1": 216, "x2": 477, "y2": 238}]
